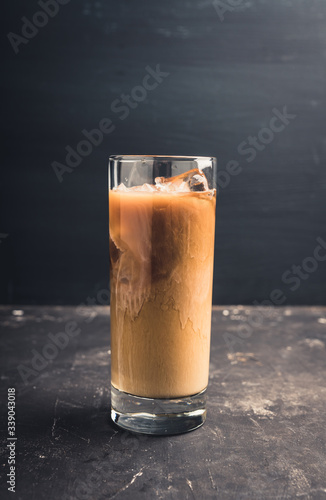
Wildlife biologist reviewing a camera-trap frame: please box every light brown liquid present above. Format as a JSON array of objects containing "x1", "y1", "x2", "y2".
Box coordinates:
[{"x1": 109, "y1": 184, "x2": 216, "y2": 398}]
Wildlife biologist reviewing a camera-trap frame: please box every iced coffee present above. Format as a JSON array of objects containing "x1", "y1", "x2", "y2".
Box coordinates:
[{"x1": 109, "y1": 168, "x2": 216, "y2": 399}]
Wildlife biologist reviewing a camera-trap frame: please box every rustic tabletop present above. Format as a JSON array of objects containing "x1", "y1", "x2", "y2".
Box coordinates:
[{"x1": 0, "y1": 306, "x2": 326, "y2": 500}]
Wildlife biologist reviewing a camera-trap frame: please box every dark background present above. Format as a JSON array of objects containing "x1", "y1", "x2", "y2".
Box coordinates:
[{"x1": 1, "y1": 0, "x2": 326, "y2": 306}]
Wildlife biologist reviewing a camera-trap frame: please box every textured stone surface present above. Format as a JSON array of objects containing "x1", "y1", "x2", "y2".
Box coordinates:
[{"x1": 0, "y1": 306, "x2": 326, "y2": 499}]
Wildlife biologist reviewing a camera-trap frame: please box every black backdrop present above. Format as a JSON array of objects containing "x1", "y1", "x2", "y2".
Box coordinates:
[{"x1": 1, "y1": 0, "x2": 326, "y2": 305}]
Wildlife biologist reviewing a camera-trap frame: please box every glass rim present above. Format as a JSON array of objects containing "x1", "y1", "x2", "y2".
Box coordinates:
[{"x1": 109, "y1": 155, "x2": 216, "y2": 161}]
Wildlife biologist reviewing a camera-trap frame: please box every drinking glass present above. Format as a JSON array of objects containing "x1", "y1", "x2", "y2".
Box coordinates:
[{"x1": 108, "y1": 155, "x2": 217, "y2": 434}]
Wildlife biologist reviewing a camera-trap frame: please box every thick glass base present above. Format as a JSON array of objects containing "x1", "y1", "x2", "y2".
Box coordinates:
[{"x1": 111, "y1": 385, "x2": 207, "y2": 435}]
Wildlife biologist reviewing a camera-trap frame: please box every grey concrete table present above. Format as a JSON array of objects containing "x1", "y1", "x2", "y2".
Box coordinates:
[{"x1": 0, "y1": 306, "x2": 326, "y2": 500}]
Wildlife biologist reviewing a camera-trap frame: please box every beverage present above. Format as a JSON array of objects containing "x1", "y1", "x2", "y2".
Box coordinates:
[{"x1": 109, "y1": 156, "x2": 216, "y2": 434}]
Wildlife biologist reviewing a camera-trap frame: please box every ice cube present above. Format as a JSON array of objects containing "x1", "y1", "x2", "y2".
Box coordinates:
[
  {"x1": 155, "y1": 168, "x2": 209, "y2": 192},
  {"x1": 114, "y1": 183, "x2": 129, "y2": 192},
  {"x1": 188, "y1": 173, "x2": 209, "y2": 192},
  {"x1": 135, "y1": 183, "x2": 158, "y2": 192},
  {"x1": 114, "y1": 183, "x2": 158, "y2": 192},
  {"x1": 155, "y1": 177, "x2": 188, "y2": 192}
]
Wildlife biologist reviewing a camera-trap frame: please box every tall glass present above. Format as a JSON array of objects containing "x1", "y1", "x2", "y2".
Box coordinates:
[{"x1": 108, "y1": 155, "x2": 216, "y2": 435}]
